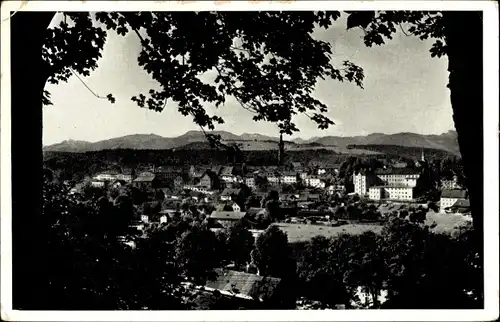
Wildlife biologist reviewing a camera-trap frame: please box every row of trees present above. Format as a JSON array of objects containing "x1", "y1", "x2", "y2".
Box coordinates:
[{"x1": 295, "y1": 218, "x2": 481, "y2": 309}]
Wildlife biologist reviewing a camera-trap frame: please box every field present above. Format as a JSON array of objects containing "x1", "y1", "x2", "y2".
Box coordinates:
[
  {"x1": 425, "y1": 211, "x2": 471, "y2": 234},
  {"x1": 274, "y1": 211, "x2": 471, "y2": 243},
  {"x1": 274, "y1": 223, "x2": 383, "y2": 243}
]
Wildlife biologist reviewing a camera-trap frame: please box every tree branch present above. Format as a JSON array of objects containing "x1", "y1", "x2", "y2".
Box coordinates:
[
  {"x1": 398, "y1": 23, "x2": 410, "y2": 37},
  {"x1": 69, "y1": 68, "x2": 108, "y2": 100}
]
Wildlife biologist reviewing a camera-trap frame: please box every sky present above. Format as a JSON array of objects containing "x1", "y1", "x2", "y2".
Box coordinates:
[{"x1": 42, "y1": 12, "x2": 454, "y2": 146}]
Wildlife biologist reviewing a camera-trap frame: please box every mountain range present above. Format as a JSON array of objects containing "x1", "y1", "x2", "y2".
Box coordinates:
[{"x1": 43, "y1": 130, "x2": 460, "y2": 155}]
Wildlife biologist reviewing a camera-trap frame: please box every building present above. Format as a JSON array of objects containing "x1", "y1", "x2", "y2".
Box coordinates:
[
  {"x1": 291, "y1": 162, "x2": 304, "y2": 171},
  {"x1": 352, "y1": 171, "x2": 379, "y2": 196},
  {"x1": 278, "y1": 133, "x2": 285, "y2": 166},
  {"x1": 91, "y1": 180, "x2": 106, "y2": 188},
  {"x1": 326, "y1": 184, "x2": 346, "y2": 195},
  {"x1": 232, "y1": 202, "x2": 241, "y2": 212},
  {"x1": 441, "y1": 175, "x2": 461, "y2": 190},
  {"x1": 245, "y1": 175, "x2": 256, "y2": 189},
  {"x1": 369, "y1": 186, "x2": 415, "y2": 201},
  {"x1": 220, "y1": 188, "x2": 240, "y2": 201},
  {"x1": 184, "y1": 269, "x2": 287, "y2": 309},
  {"x1": 267, "y1": 172, "x2": 280, "y2": 185},
  {"x1": 440, "y1": 189, "x2": 468, "y2": 213},
  {"x1": 220, "y1": 166, "x2": 236, "y2": 182},
  {"x1": 305, "y1": 175, "x2": 325, "y2": 188},
  {"x1": 281, "y1": 171, "x2": 298, "y2": 184},
  {"x1": 368, "y1": 187, "x2": 384, "y2": 200},
  {"x1": 198, "y1": 172, "x2": 214, "y2": 189},
  {"x1": 448, "y1": 199, "x2": 471, "y2": 215},
  {"x1": 375, "y1": 168, "x2": 420, "y2": 187},
  {"x1": 94, "y1": 171, "x2": 119, "y2": 182},
  {"x1": 110, "y1": 179, "x2": 127, "y2": 189},
  {"x1": 209, "y1": 211, "x2": 247, "y2": 225},
  {"x1": 173, "y1": 176, "x2": 184, "y2": 188},
  {"x1": 132, "y1": 175, "x2": 157, "y2": 189}
]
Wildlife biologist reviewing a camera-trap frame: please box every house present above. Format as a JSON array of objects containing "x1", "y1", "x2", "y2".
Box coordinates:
[
  {"x1": 298, "y1": 171, "x2": 308, "y2": 180},
  {"x1": 91, "y1": 180, "x2": 106, "y2": 188},
  {"x1": 69, "y1": 182, "x2": 85, "y2": 195},
  {"x1": 93, "y1": 171, "x2": 119, "y2": 182},
  {"x1": 154, "y1": 171, "x2": 180, "y2": 187},
  {"x1": 291, "y1": 162, "x2": 304, "y2": 171},
  {"x1": 392, "y1": 161, "x2": 408, "y2": 168},
  {"x1": 245, "y1": 175, "x2": 256, "y2": 189},
  {"x1": 440, "y1": 189, "x2": 468, "y2": 213},
  {"x1": 184, "y1": 269, "x2": 287, "y2": 309},
  {"x1": 281, "y1": 171, "x2": 298, "y2": 184},
  {"x1": 211, "y1": 165, "x2": 223, "y2": 176},
  {"x1": 198, "y1": 172, "x2": 214, "y2": 189},
  {"x1": 441, "y1": 175, "x2": 461, "y2": 190},
  {"x1": 246, "y1": 207, "x2": 269, "y2": 217},
  {"x1": 110, "y1": 179, "x2": 127, "y2": 189},
  {"x1": 232, "y1": 202, "x2": 241, "y2": 212},
  {"x1": 116, "y1": 170, "x2": 134, "y2": 182},
  {"x1": 266, "y1": 172, "x2": 280, "y2": 184},
  {"x1": 448, "y1": 199, "x2": 471, "y2": 215},
  {"x1": 189, "y1": 165, "x2": 208, "y2": 179},
  {"x1": 326, "y1": 184, "x2": 345, "y2": 195},
  {"x1": 174, "y1": 175, "x2": 184, "y2": 188},
  {"x1": 190, "y1": 190, "x2": 207, "y2": 202},
  {"x1": 280, "y1": 193, "x2": 298, "y2": 202},
  {"x1": 132, "y1": 175, "x2": 158, "y2": 189},
  {"x1": 209, "y1": 211, "x2": 247, "y2": 225},
  {"x1": 327, "y1": 163, "x2": 341, "y2": 175},
  {"x1": 307, "y1": 193, "x2": 321, "y2": 202},
  {"x1": 220, "y1": 188, "x2": 240, "y2": 201},
  {"x1": 204, "y1": 269, "x2": 285, "y2": 305},
  {"x1": 304, "y1": 175, "x2": 325, "y2": 188},
  {"x1": 220, "y1": 166, "x2": 236, "y2": 182}
]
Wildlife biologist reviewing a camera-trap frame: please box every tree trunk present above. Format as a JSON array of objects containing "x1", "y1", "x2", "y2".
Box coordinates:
[
  {"x1": 442, "y1": 11, "x2": 484, "y2": 305},
  {"x1": 11, "y1": 11, "x2": 56, "y2": 309}
]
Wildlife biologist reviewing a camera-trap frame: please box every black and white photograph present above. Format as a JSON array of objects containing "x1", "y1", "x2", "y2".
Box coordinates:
[{"x1": 1, "y1": 1, "x2": 498, "y2": 321}]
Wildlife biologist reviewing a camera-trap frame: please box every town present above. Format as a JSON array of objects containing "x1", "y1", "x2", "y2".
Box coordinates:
[{"x1": 42, "y1": 143, "x2": 472, "y2": 309}]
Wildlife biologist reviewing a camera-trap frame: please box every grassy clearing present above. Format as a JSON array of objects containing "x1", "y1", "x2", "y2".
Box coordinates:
[
  {"x1": 274, "y1": 223, "x2": 383, "y2": 243},
  {"x1": 425, "y1": 211, "x2": 471, "y2": 234},
  {"x1": 275, "y1": 211, "x2": 470, "y2": 243}
]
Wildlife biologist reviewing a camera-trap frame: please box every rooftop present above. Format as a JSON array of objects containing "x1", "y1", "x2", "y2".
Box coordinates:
[
  {"x1": 210, "y1": 211, "x2": 247, "y2": 221},
  {"x1": 134, "y1": 176, "x2": 156, "y2": 182},
  {"x1": 221, "y1": 188, "x2": 241, "y2": 196},
  {"x1": 375, "y1": 168, "x2": 420, "y2": 175},
  {"x1": 206, "y1": 269, "x2": 281, "y2": 301},
  {"x1": 441, "y1": 189, "x2": 468, "y2": 199},
  {"x1": 371, "y1": 185, "x2": 415, "y2": 189},
  {"x1": 452, "y1": 199, "x2": 471, "y2": 208},
  {"x1": 220, "y1": 166, "x2": 235, "y2": 176}
]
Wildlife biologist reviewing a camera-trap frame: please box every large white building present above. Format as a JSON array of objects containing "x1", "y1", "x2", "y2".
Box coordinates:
[
  {"x1": 355, "y1": 168, "x2": 421, "y2": 201},
  {"x1": 353, "y1": 171, "x2": 378, "y2": 196},
  {"x1": 369, "y1": 186, "x2": 415, "y2": 201}
]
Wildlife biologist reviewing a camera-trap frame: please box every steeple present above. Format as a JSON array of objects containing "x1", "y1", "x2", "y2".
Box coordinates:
[{"x1": 278, "y1": 132, "x2": 285, "y2": 166}]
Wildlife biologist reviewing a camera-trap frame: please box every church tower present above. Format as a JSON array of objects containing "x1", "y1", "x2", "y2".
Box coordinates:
[{"x1": 278, "y1": 132, "x2": 285, "y2": 166}]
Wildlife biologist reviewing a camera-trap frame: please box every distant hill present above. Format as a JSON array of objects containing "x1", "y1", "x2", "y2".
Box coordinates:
[{"x1": 44, "y1": 130, "x2": 460, "y2": 155}]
